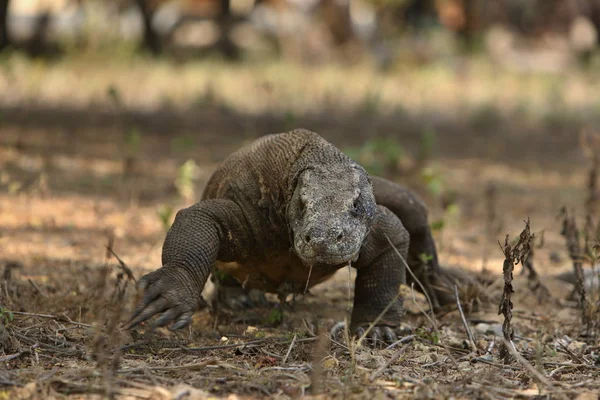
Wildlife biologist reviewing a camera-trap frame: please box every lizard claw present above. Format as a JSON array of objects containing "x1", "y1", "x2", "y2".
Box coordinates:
[
  {"x1": 329, "y1": 322, "x2": 402, "y2": 347},
  {"x1": 125, "y1": 266, "x2": 203, "y2": 331},
  {"x1": 353, "y1": 325, "x2": 403, "y2": 347},
  {"x1": 382, "y1": 326, "x2": 396, "y2": 343}
]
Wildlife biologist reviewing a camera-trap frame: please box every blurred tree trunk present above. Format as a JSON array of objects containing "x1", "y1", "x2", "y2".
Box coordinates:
[
  {"x1": 135, "y1": 0, "x2": 161, "y2": 55},
  {"x1": 216, "y1": 0, "x2": 240, "y2": 60},
  {"x1": 321, "y1": 0, "x2": 355, "y2": 46},
  {"x1": 457, "y1": 0, "x2": 479, "y2": 48},
  {"x1": 585, "y1": 0, "x2": 600, "y2": 48},
  {"x1": 0, "y1": 0, "x2": 9, "y2": 51},
  {"x1": 27, "y1": 12, "x2": 50, "y2": 56}
]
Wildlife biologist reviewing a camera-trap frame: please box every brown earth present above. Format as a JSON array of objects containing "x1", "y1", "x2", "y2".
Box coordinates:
[{"x1": 0, "y1": 57, "x2": 599, "y2": 399}]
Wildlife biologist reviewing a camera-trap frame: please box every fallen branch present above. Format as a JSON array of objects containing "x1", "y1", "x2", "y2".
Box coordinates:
[
  {"x1": 11, "y1": 311, "x2": 92, "y2": 328},
  {"x1": 500, "y1": 338, "x2": 552, "y2": 388},
  {"x1": 0, "y1": 344, "x2": 39, "y2": 363}
]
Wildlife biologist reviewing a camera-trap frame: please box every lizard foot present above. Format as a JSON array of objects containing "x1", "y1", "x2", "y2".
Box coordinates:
[
  {"x1": 126, "y1": 266, "x2": 205, "y2": 331},
  {"x1": 330, "y1": 322, "x2": 412, "y2": 348},
  {"x1": 212, "y1": 283, "x2": 269, "y2": 311}
]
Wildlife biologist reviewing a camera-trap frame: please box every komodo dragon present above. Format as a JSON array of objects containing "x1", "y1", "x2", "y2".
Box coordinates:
[{"x1": 126, "y1": 129, "x2": 467, "y2": 343}]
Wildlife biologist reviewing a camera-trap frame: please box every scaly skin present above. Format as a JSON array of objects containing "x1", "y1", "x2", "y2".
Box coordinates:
[{"x1": 126, "y1": 129, "x2": 465, "y2": 345}]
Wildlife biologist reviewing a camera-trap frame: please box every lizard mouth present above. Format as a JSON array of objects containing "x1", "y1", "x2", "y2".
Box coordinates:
[{"x1": 299, "y1": 251, "x2": 360, "y2": 266}]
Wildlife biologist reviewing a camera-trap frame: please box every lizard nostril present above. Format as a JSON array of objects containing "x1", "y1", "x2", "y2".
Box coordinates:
[
  {"x1": 336, "y1": 233, "x2": 343, "y2": 242},
  {"x1": 305, "y1": 235, "x2": 311, "y2": 243}
]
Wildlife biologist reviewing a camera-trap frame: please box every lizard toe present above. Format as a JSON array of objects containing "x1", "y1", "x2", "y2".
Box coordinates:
[
  {"x1": 370, "y1": 327, "x2": 384, "y2": 347},
  {"x1": 168, "y1": 312, "x2": 193, "y2": 330},
  {"x1": 382, "y1": 326, "x2": 397, "y2": 343}
]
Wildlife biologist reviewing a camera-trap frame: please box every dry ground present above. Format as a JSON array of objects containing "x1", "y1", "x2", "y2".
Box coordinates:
[{"x1": 0, "y1": 55, "x2": 599, "y2": 399}]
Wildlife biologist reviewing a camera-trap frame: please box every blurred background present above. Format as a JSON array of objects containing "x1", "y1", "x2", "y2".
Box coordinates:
[{"x1": 1, "y1": 0, "x2": 599, "y2": 276}]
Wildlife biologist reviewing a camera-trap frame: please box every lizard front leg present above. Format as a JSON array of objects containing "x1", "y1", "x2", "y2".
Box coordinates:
[
  {"x1": 351, "y1": 205, "x2": 410, "y2": 346},
  {"x1": 126, "y1": 199, "x2": 252, "y2": 330}
]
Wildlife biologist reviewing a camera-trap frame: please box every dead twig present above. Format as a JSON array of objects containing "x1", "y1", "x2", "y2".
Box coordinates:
[
  {"x1": 471, "y1": 356, "x2": 521, "y2": 371},
  {"x1": 119, "y1": 359, "x2": 215, "y2": 374},
  {"x1": 521, "y1": 234, "x2": 552, "y2": 303},
  {"x1": 581, "y1": 131, "x2": 600, "y2": 218},
  {"x1": 384, "y1": 334, "x2": 415, "y2": 350},
  {"x1": 177, "y1": 337, "x2": 317, "y2": 352},
  {"x1": 482, "y1": 182, "x2": 499, "y2": 272},
  {"x1": 554, "y1": 340, "x2": 586, "y2": 365},
  {"x1": 309, "y1": 331, "x2": 329, "y2": 395},
  {"x1": 369, "y1": 343, "x2": 410, "y2": 382},
  {"x1": 105, "y1": 242, "x2": 137, "y2": 283},
  {"x1": 11, "y1": 311, "x2": 92, "y2": 328},
  {"x1": 454, "y1": 284, "x2": 477, "y2": 353},
  {"x1": 498, "y1": 218, "x2": 534, "y2": 362},
  {"x1": 281, "y1": 334, "x2": 297, "y2": 365},
  {"x1": 500, "y1": 338, "x2": 552, "y2": 388},
  {"x1": 27, "y1": 279, "x2": 48, "y2": 298},
  {"x1": 560, "y1": 207, "x2": 590, "y2": 332},
  {"x1": 0, "y1": 344, "x2": 39, "y2": 363}
]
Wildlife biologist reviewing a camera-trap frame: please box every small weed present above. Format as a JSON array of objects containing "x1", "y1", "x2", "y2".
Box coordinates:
[
  {"x1": 7, "y1": 181, "x2": 22, "y2": 195},
  {"x1": 106, "y1": 85, "x2": 122, "y2": 108},
  {"x1": 359, "y1": 90, "x2": 382, "y2": 116},
  {"x1": 175, "y1": 159, "x2": 200, "y2": 203},
  {"x1": 415, "y1": 327, "x2": 439, "y2": 344},
  {"x1": 156, "y1": 204, "x2": 174, "y2": 232},
  {"x1": 283, "y1": 111, "x2": 296, "y2": 131},
  {"x1": 125, "y1": 128, "x2": 142, "y2": 157},
  {"x1": 430, "y1": 219, "x2": 445, "y2": 232},
  {"x1": 420, "y1": 166, "x2": 444, "y2": 197},
  {"x1": 212, "y1": 269, "x2": 230, "y2": 283},
  {"x1": 0, "y1": 306, "x2": 14, "y2": 325},
  {"x1": 419, "y1": 253, "x2": 434, "y2": 264},
  {"x1": 171, "y1": 135, "x2": 196, "y2": 154},
  {"x1": 418, "y1": 127, "x2": 437, "y2": 163},
  {"x1": 266, "y1": 307, "x2": 284, "y2": 326}
]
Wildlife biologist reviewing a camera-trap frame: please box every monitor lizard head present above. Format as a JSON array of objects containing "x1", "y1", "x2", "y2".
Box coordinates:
[{"x1": 287, "y1": 162, "x2": 377, "y2": 266}]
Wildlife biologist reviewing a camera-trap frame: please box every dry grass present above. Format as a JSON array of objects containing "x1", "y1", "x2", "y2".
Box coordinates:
[{"x1": 1, "y1": 54, "x2": 600, "y2": 398}]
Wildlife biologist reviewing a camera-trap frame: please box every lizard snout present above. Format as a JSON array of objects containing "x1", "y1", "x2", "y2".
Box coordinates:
[
  {"x1": 303, "y1": 226, "x2": 344, "y2": 250},
  {"x1": 296, "y1": 223, "x2": 359, "y2": 265}
]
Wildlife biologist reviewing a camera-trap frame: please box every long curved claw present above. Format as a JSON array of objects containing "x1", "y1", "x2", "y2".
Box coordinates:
[
  {"x1": 125, "y1": 266, "x2": 201, "y2": 331},
  {"x1": 151, "y1": 308, "x2": 180, "y2": 329},
  {"x1": 168, "y1": 312, "x2": 193, "y2": 331},
  {"x1": 370, "y1": 327, "x2": 383, "y2": 347},
  {"x1": 382, "y1": 326, "x2": 397, "y2": 343},
  {"x1": 125, "y1": 297, "x2": 169, "y2": 329},
  {"x1": 354, "y1": 326, "x2": 365, "y2": 340},
  {"x1": 330, "y1": 322, "x2": 402, "y2": 347},
  {"x1": 350, "y1": 324, "x2": 405, "y2": 347}
]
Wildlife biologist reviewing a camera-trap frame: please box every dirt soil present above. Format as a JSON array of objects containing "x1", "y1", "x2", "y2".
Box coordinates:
[{"x1": 1, "y1": 60, "x2": 600, "y2": 399}]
